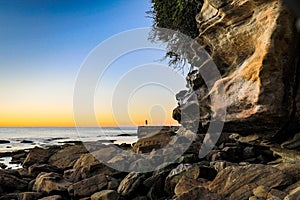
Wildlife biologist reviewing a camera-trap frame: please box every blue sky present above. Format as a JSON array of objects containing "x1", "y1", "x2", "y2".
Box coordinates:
[{"x1": 0, "y1": 0, "x2": 186, "y2": 126}]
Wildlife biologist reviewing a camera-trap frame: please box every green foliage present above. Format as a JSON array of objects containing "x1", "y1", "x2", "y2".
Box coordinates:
[
  {"x1": 148, "y1": 0, "x2": 203, "y2": 71},
  {"x1": 149, "y1": 0, "x2": 202, "y2": 38}
]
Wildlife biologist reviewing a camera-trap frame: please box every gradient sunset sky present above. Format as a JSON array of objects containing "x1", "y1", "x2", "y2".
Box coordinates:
[{"x1": 0, "y1": 0, "x2": 186, "y2": 127}]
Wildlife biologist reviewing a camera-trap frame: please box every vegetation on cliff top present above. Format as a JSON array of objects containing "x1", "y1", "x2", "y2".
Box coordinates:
[
  {"x1": 148, "y1": 0, "x2": 202, "y2": 38},
  {"x1": 148, "y1": 0, "x2": 203, "y2": 71}
]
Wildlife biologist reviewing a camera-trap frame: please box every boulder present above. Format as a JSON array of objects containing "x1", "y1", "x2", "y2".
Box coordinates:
[
  {"x1": 165, "y1": 164, "x2": 200, "y2": 194},
  {"x1": 33, "y1": 172, "x2": 71, "y2": 194},
  {"x1": 65, "y1": 153, "x2": 116, "y2": 182},
  {"x1": 209, "y1": 164, "x2": 293, "y2": 200},
  {"x1": 132, "y1": 131, "x2": 174, "y2": 153},
  {"x1": 23, "y1": 147, "x2": 52, "y2": 167},
  {"x1": 91, "y1": 190, "x2": 119, "y2": 200},
  {"x1": 117, "y1": 172, "x2": 145, "y2": 197},
  {"x1": 68, "y1": 174, "x2": 107, "y2": 198},
  {"x1": 48, "y1": 144, "x2": 88, "y2": 169},
  {"x1": 0, "y1": 169, "x2": 28, "y2": 193}
]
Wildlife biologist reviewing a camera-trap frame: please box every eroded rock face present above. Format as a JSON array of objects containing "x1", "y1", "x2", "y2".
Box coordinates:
[
  {"x1": 209, "y1": 164, "x2": 293, "y2": 200},
  {"x1": 174, "y1": 0, "x2": 300, "y2": 139}
]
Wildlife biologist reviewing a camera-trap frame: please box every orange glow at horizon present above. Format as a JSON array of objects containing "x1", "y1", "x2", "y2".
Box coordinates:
[{"x1": 0, "y1": 110, "x2": 179, "y2": 127}]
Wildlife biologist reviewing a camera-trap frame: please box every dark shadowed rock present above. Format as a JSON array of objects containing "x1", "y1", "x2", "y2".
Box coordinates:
[
  {"x1": 68, "y1": 174, "x2": 107, "y2": 198},
  {"x1": 0, "y1": 169, "x2": 28, "y2": 193},
  {"x1": 19, "y1": 192, "x2": 43, "y2": 200},
  {"x1": 28, "y1": 164, "x2": 63, "y2": 177}
]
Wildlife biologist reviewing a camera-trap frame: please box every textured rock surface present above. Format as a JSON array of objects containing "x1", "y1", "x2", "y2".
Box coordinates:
[
  {"x1": 174, "y1": 0, "x2": 300, "y2": 139},
  {"x1": 117, "y1": 172, "x2": 145, "y2": 197},
  {"x1": 173, "y1": 186, "x2": 221, "y2": 200},
  {"x1": 68, "y1": 174, "x2": 107, "y2": 198},
  {"x1": 209, "y1": 164, "x2": 293, "y2": 199},
  {"x1": 23, "y1": 147, "x2": 52, "y2": 167},
  {"x1": 33, "y1": 172, "x2": 70, "y2": 194},
  {"x1": 48, "y1": 145, "x2": 88, "y2": 169},
  {"x1": 91, "y1": 190, "x2": 119, "y2": 200}
]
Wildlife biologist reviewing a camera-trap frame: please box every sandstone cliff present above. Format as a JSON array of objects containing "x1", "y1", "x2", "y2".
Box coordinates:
[{"x1": 173, "y1": 0, "x2": 300, "y2": 143}]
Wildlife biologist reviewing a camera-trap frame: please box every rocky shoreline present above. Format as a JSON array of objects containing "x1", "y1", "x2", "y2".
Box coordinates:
[{"x1": 0, "y1": 127, "x2": 300, "y2": 200}]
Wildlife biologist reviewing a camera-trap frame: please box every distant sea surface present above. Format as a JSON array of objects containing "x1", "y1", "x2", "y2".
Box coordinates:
[{"x1": 0, "y1": 127, "x2": 138, "y2": 153}]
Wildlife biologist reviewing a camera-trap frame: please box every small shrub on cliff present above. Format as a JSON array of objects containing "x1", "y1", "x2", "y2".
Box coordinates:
[{"x1": 148, "y1": 0, "x2": 202, "y2": 38}]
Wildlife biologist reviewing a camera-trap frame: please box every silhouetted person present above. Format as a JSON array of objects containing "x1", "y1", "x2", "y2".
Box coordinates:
[{"x1": 145, "y1": 120, "x2": 148, "y2": 125}]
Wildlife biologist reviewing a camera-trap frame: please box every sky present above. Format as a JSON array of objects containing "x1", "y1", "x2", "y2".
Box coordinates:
[{"x1": 0, "y1": 0, "x2": 187, "y2": 127}]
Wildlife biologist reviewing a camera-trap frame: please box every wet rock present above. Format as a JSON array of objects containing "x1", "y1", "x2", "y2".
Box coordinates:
[
  {"x1": 48, "y1": 144, "x2": 88, "y2": 169},
  {"x1": 0, "y1": 169, "x2": 28, "y2": 193},
  {"x1": 33, "y1": 172, "x2": 71, "y2": 194},
  {"x1": 23, "y1": 147, "x2": 52, "y2": 167},
  {"x1": 209, "y1": 164, "x2": 293, "y2": 200},
  {"x1": 68, "y1": 174, "x2": 107, "y2": 198},
  {"x1": 117, "y1": 172, "x2": 145, "y2": 197},
  {"x1": 0, "y1": 140, "x2": 10, "y2": 144},
  {"x1": 91, "y1": 190, "x2": 119, "y2": 200},
  {"x1": 28, "y1": 164, "x2": 63, "y2": 177}
]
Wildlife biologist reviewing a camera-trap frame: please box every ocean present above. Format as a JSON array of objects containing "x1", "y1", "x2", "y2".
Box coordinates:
[
  {"x1": 0, "y1": 127, "x2": 138, "y2": 153},
  {"x1": 0, "y1": 127, "x2": 138, "y2": 169}
]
